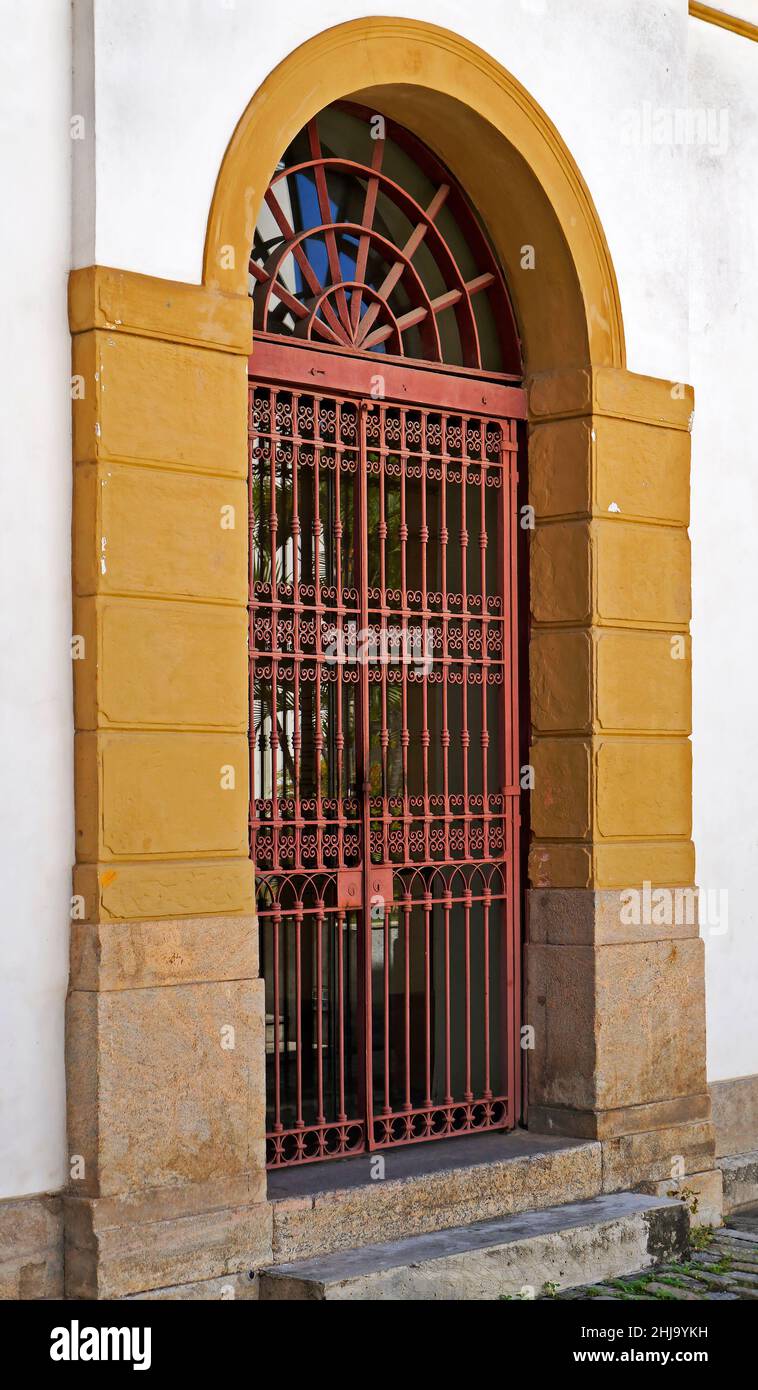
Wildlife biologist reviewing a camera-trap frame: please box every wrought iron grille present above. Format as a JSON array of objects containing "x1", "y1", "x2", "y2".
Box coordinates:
[
  {"x1": 249, "y1": 345, "x2": 524, "y2": 1168},
  {"x1": 249, "y1": 101, "x2": 521, "y2": 374}
]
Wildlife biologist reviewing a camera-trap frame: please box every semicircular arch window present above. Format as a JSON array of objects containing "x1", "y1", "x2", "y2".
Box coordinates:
[{"x1": 249, "y1": 101, "x2": 521, "y2": 375}]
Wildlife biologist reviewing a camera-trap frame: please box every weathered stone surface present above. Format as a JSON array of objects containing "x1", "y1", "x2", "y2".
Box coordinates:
[
  {"x1": 530, "y1": 738, "x2": 592, "y2": 840},
  {"x1": 635, "y1": 1168, "x2": 723, "y2": 1228},
  {"x1": 530, "y1": 1092, "x2": 711, "y2": 1141},
  {"x1": 528, "y1": 888, "x2": 699, "y2": 948},
  {"x1": 596, "y1": 738, "x2": 691, "y2": 840},
  {"x1": 0, "y1": 1194, "x2": 63, "y2": 1300},
  {"x1": 527, "y1": 938, "x2": 707, "y2": 1112},
  {"x1": 595, "y1": 520, "x2": 690, "y2": 627},
  {"x1": 270, "y1": 1132, "x2": 601, "y2": 1264},
  {"x1": 64, "y1": 1193, "x2": 272, "y2": 1300},
  {"x1": 530, "y1": 628, "x2": 592, "y2": 734},
  {"x1": 66, "y1": 978, "x2": 266, "y2": 1197},
  {"x1": 595, "y1": 940, "x2": 706, "y2": 1109},
  {"x1": 601, "y1": 1120, "x2": 716, "y2": 1191},
  {"x1": 531, "y1": 520, "x2": 591, "y2": 624},
  {"x1": 75, "y1": 729, "x2": 249, "y2": 861},
  {"x1": 711, "y1": 1074, "x2": 758, "y2": 1157},
  {"x1": 69, "y1": 913, "x2": 258, "y2": 990},
  {"x1": 261, "y1": 1194, "x2": 688, "y2": 1301},
  {"x1": 124, "y1": 1270, "x2": 260, "y2": 1300},
  {"x1": 529, "y1": 417, "x2": 591, "y2": 520},
  {"x1": 595, "y1": 628, "x2": 690, "y2": 734},
  {"x1": 718, "y1": 1150, "x2": 758, "y2": 1214}
]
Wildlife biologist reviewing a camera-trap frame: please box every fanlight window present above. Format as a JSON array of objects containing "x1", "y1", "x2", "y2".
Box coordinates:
[{"x1": 249, "y1": 102, "x2": 520, "y2": 373}]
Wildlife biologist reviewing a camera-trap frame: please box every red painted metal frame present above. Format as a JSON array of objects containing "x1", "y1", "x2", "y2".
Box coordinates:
[{"x1": 249, "y1": 340, "x2": 524, "y2": 1169}]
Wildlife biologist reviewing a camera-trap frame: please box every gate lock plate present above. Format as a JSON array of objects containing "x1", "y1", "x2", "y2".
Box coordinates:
[{"x1": 337, "y1": 867, "x2": 394, "y2": 912}]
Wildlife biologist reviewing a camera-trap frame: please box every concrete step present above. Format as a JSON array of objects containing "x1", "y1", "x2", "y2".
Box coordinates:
[
  {"x1": 260, "y1": 1192, "x2": 689, "y2": 1301},
  {"x1": 268, "y1": 1130, "x2": 602, "y2": 1264}
]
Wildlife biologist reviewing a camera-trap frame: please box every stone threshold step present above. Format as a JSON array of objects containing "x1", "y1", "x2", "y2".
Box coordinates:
[
  {"x1": 718, "y1": 1149, "x2": 758, "y2": 1215},
  {"x1": 260, "y1": 1192, "x2": 688, "y2": 1301},
  {"x1": 268, "y1": 1130, "x2": 602, "y2": 1264}
]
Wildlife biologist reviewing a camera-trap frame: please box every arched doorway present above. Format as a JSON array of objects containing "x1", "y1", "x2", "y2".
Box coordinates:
[{"x1": 248, "y1": 103, "x2": 526, "y2": 1168}]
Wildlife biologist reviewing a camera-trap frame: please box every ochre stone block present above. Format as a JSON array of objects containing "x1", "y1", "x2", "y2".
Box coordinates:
[
  {"x1": 595, "y1": 629, "x2": 690, "y2": 733},
  {"x1": 73, "y1": 463, "x2": 247, "y2": 603},
  {"x1": 528, "y1": 414, "x2": 690, "y2": 528},
  {"x1": 529, "y1": 418, "x2": 591, "y2": 518},
  {"x1": 594, "y1": 416, "x2": 689, "y2": 526},
  {"x1": 69, "y1": 914, "x2": 258, "y2": 990},
  {"x1": 73, "y1": 329, "x2": 247, "y2": 476},
  {"x1": 528, "y1": 367, "x2": 593, "y2": 419},
  {"x1": 528, "y1": 842, "x2": 593, "y2": 889},
  {"x1": 592, "y1": 839, "x2": 696, "y2": 888},
  {"x1": 73, "y1": 858, "x2": 254, "y2": 922},
  {"x1": 530, "y1": 737, "x2": 591, "y2": 840},
  {"x1": 528, "y1": 366, "x2": 693, "y2": 431},
  {"x1": 593, "y1": 368, "x2": 693, "y2": 430},
  {"x1": 595, "y1": 737, "x2": 692, "y2": 839},
  {"x1": 74, "y1": 596, "x2": 248, "y2": 731},
  {"x1": 69, "y1": 265, "x2": 253, "y2": 354},
  {"x1": 75, "y1": 730, "x2": 249, "y2": 861},
  {"x1": 594, "y1": 519, "x2": 691, "y2": 626},
  {"x1": 66, "y1": 978, "x2": 266, "y2": 1198},
  {"x1": 530, "y1": 628, "x2": 592, "y2": 733},
  {"x1": 530, "y1": 520, "x2": 591, "y2": 624}
]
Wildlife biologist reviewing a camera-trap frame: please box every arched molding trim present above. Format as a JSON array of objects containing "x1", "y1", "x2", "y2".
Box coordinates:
[{"x1": 203, "y1": 17, "x2": 625, "y2": 373}]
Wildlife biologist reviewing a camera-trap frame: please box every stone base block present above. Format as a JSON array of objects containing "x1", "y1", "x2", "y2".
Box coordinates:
[
  {"x1": 527, "y1": 937, "x2": 708, "y2": 1114},
  {"x1": 0, "y1": 1194, "x2": 63, "y2": 1300},
  {"x1": 529, "y1": 1092, "x2": 711, "y2": 1141},
  {"x1": 710, "y1": 1074, "x2": 758, "y2": 1157},
  {"x1": 636, "y1": 1168, "x2": 723, "y2": 1228},
  {"x1": 600, "y1": 1118, "x2": 715, "y2": 1191},
  {"x1": 718, "y1": 1150, "x2": 758, "y2": 1215},
  {"x1": 66, "y1": 976, "x2": 266, "y2": 1198},
  {"x1": 64, "y1": 1187, "x2": 272, "y2": 1299},
  {"x1": 124, "y1": 1271, "x2": 260, "y2": 1300}
]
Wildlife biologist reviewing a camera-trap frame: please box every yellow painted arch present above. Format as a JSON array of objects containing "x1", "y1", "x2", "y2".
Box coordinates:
[{"x1": 203, "y1": 17, "x2": 625, "y2": 373}]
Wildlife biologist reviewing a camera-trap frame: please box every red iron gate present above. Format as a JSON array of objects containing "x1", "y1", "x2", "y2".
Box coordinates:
[{"x1": 249, "y1": 341, "x2": 524, "y2": 1169}]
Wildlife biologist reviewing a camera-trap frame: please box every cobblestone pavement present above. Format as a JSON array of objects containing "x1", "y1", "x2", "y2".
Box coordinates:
[{"x1": 552, "y1": 1218, "x2": 758, "y2": 1301}]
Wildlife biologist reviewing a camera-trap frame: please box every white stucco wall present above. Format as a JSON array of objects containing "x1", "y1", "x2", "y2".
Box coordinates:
[
  {"x1": 77, "y1": 0, "x2": 691, "y2": 383},
  {"x1": 1, "y1": 0, "x2": 756, "y2": 1200},
  {"x1": 688, "y1": 15, "x2": 758, "y2": 1083},
  {"x1": 0, "y1": 0, "x2": 72, "y2": 1198}
]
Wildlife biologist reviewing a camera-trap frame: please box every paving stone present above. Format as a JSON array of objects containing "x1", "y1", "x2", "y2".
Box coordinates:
[{"x1": 550, "y1": 1228, "x2": 758, "y2": 1301}]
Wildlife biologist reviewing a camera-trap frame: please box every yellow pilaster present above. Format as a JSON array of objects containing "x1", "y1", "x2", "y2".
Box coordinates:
[
  {"x1": 70, "y1": 266, "x2": 254, "y2": 921},
  {"x1": 527, "y1": 366, "x2": 695, "y2": 889}
]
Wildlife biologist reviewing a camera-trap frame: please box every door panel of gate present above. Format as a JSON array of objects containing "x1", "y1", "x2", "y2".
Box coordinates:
[{"x1": 249, "y1": 350, "x2": 523, "y2": 1169}]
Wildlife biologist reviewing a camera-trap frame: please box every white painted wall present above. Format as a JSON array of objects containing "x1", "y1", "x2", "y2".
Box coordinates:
[
  {"x1": 688, "y1": 15, "x2": 758, "y2": 1082},
  {"x1": 0, "y1": 0, "x2": 73, "y2": 1198},
  {"x1": 1, "y1": 0, "x2": 756, "y2": 1200},
  {"x1": 79, "y1": 0, "x2": 691, "y2": 383}
]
